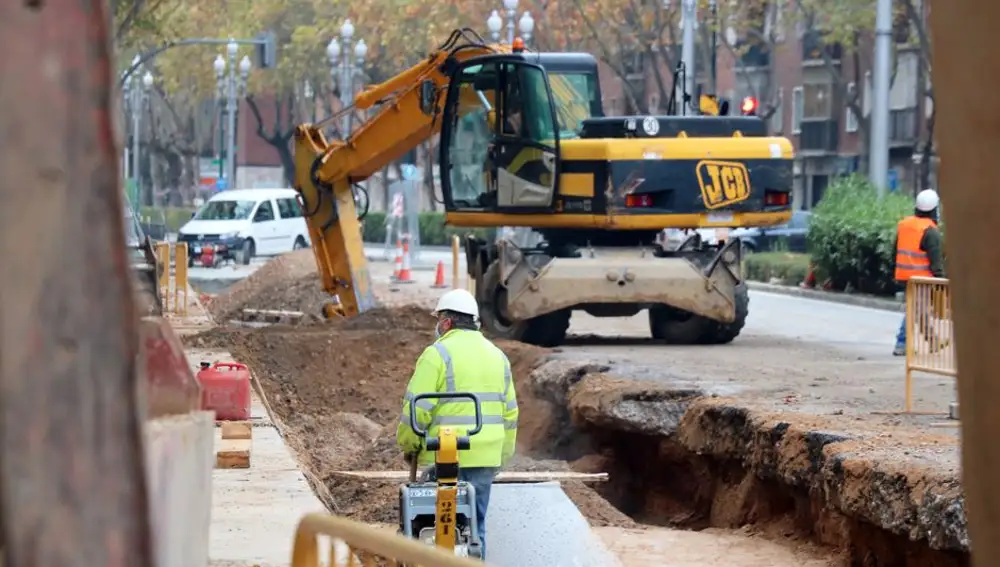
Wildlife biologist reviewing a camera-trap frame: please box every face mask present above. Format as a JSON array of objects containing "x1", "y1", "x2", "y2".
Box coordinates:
[{"x1": 434, "y1": 319, "x2": 444, "y2": 339}]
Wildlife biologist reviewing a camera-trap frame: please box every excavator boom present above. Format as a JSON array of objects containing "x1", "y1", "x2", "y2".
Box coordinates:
[{"x1": 293, "y1": 29, "x2": 502, "y2": 318}]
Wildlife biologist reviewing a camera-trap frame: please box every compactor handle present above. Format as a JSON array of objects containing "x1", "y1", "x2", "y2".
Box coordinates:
[
  {"x1": 213, "y1": 362, "x2": 248, "y2": 371},
  {"x1": 409, "y1": 392, "x2": 483, "y2": 438}
]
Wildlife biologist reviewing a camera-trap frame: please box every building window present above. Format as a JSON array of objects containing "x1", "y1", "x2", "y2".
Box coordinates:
[
  {"x1": 792, "y1": 86, "x2": 804, "y2": 134},
  {"x1": 845, "y1": 82, "x2": 859, "y2": 133},
  {"x1": 802, "y1": 83, "x2": 832, "y2": 119},
  {"x1": 771, "y1": 88, "x2": 784, "y2": 134}
]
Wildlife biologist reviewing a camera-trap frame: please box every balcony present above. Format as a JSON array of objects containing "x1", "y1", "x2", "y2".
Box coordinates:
[
  {"x1": 799, "y1": 119, "x2": 839, "y2": 153},
  {"x1": 889, "y1": 107, "x2": 918, "y2": 144},
  {"x1": 802, "y1": 30, "x2": 842, "y2": 64}
]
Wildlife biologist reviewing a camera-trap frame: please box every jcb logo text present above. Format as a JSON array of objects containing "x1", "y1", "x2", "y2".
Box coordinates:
[{"x1": 696, "y1": 160, "x2": 752, "y2": 209}]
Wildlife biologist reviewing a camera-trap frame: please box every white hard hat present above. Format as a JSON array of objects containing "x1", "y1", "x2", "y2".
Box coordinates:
[
  {"x1": 915, "y1": 189, "x2": 940, "y2": 212},
  {"x1": 433, "y1": 289, "x2": 479, "y2": 317}
]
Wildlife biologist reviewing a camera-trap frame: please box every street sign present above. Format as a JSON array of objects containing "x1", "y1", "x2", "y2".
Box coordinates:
[
  {"x1": 887, "y1": 168, "x2": 899, "y2": 192},
  {"x1": 402, "y1": 163, "x2": 418, "y2": 181},
  {"x1": 216, "y1": 176, "x2": 228, "y2": 191}
]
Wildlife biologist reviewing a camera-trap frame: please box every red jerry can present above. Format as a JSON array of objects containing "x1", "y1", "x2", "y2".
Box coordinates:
[{"x1": 196, "y1": 361, "x2": 252, "y2": 421}]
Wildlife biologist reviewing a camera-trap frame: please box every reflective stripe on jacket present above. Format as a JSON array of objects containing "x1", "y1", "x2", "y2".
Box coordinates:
[
  {"x1": 894, "y1": 216, "x2": 936, "y2": 282},
  {"x1": 396, "y1": 329, "x2": 518, "y2": 468}
]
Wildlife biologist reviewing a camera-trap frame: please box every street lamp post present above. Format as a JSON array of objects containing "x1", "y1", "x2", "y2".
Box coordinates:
[
  {"x1": 487, "y1": 1, "x2": 534, "y2": 46},
  {"x1": 123, "y1": 55, "x2": 154, "y2": 204},
  {"x1": 327, "y1": 20, "x2": 368, "y2": 139},
  {"x1": 214, "y1": 42, "x2": 252, "y2": 190}
]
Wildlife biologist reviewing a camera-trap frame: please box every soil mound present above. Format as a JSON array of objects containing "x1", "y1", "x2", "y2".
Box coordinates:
[{"x1": 206, "y1": 250, "x2": 326, "y2": 322}]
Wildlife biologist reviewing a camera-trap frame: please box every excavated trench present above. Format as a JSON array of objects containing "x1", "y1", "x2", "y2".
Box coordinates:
[
  {"x1": 184, "y1": 290, "x2": 969, "y2": 566},
  {"x1": 524, "y1": 360, "x2": 970, "y2": 567}
]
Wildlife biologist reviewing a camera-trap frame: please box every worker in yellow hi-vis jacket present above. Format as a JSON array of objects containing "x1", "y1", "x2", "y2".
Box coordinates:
[{"x1": 396, "y1": 288, "x2": 518, "y2": 560}]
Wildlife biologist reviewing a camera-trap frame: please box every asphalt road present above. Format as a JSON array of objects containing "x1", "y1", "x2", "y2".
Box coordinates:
[{"x1": 189, "y1": 244, "x2": 901, "y2": 360}]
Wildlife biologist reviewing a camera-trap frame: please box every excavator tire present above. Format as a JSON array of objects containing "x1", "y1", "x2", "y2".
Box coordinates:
[
  {"x1": 648, "y1": 306, "x2": 714, "y2": 345},
  {"x1": 700, "y1": 284, "x2": 750, "y2": 345},
  {"x1": 648, "y1": 283, "x2": 749, "y2": 345},
  {"x1": 478, "y1": 261, "x2": 570, "y2": 347}
]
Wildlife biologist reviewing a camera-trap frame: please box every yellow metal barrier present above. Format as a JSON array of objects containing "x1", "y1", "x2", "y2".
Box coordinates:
[
  {"x1": 156, "y1": 241, "x2": 171, "y2": 312},
  {"x1": 291, "y1": 512, "x2": 483, "y2": 567},
  {"x1": 903, "y1": 276, "x2": 957, "y2": 413},
  {"x1": 152, "y1": 242, "x2": 189, "y2": 315},
  {"x1": 174, "y1": 242, "x2": 188, "y2": 315}
]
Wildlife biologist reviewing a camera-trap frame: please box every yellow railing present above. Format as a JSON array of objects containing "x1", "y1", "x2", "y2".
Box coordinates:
[
  {"x1": 903, "y1": 276, "x2": 956, "y2": 413},
  {"x1": 154, "y1": 242, "x2": 189, "y2": 315},
  {"x1": 290, "y1": 513, "x2": 483, "y2": 567}
]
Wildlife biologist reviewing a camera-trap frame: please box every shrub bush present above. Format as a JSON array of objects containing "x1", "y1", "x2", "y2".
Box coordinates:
[
  {"x1": 744, "y1": 252, "x2": 811, "y2": 286},
  {"x1": 361, "y1": 211, "x2": 493, "y2": 246},
  {"x1": 138, "y1": 206, "x2": 197, "y2": 232},
  {"x1": 806, "y1": 175, "x2": 914, "y2": 296}
]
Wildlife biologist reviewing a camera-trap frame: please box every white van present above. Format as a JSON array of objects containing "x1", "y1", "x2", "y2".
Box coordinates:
[{"x1": 178, "y1": 188, "x2": 311, "y2": 266}]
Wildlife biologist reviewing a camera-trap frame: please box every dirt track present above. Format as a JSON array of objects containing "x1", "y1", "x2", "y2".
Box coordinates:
[{"x1": 187, "y1": 250, "x2": 966, "y2": 566}]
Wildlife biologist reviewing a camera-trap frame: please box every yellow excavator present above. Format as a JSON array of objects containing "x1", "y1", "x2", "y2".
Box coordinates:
[{"x1": 294, "y1": 29, "x2": 794, "y2": 346}]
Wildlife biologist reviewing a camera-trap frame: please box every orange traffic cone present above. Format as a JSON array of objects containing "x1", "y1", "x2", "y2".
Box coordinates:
[
  {"x1": 396, "y1": 237, "x2": 414, "y2": 284},
  {"x1": 392, "y1": 239, "x2": 403, "y2": 281},
  {"x1": 432, "y1": 261, "x2": 448, "y2": 288}
]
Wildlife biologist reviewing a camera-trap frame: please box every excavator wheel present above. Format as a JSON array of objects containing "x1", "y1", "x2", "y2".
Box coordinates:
[
  {"x1": 700, "y1": 284, "x2": 750, "y2": 345},
  {"x1": 648, "y1": 284, "x2": 750, "y2": 345},
  {"x1": 478, "y1": 261, "x2": 570, "y2": 347},
  {"x1": 648, "y1": 306, "x2": 714, "y2": 345}
]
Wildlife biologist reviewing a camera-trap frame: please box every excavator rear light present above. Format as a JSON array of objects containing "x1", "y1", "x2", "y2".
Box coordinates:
[
  {"x1": 740, "y1": 96, "x2": 759, "y2": 116},
  {"x1": 763, "y1": 190, "x2": 790, "y2": 207},
  {"x1": 625, "y1": 194, "x2": 654, "y2": 208}
]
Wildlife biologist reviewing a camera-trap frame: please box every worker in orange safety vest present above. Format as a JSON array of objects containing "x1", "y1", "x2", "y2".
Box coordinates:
[{"x1": 893, "y1": 189, "x2": 946, "y2": 356}]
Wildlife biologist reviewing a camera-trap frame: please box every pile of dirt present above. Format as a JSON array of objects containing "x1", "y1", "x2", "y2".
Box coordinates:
[
  {"x1": 206, "y1": 250, "x2": 327, "y2": 322},
  {"x1": 196, "y1": 309, "x2": 628, "y2": 527}
]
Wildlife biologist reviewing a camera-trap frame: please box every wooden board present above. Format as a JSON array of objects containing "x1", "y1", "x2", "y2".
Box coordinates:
[
  {"x1": 215, "y1": 438, "x2": 251, "y2": 469},
  {"x1": 330, "y1": 470, "x2": 609, "y2": 483},
  {"x1": 220, "y1": 421, "x2": 252, "y2": 440}
]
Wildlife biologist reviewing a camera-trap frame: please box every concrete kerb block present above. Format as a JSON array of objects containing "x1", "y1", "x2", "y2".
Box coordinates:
[
  {"x1": 745, "y1": 281, "x2": 905, "y2": 312},
  {"x1": 145, "y1": 410, "x2": 214, "y2": 567}
]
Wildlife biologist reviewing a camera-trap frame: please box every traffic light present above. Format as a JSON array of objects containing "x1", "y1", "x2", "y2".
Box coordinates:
[
  {"x1": 740, "y1": 96, "x2": 759, "y2": 116},
  {"x1": 255, "y1": 30, "x2": 277, "y2": 69}
]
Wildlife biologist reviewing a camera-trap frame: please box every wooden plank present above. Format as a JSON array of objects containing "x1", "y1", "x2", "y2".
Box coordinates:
[
  {"x1": 330, "y1": 471, "x2": 609, "y2": 483},
  {"x1": 220, "y1": 421, "x2": 252, "y2": 440},
  {"x1": 216, "y1": 439, "x2": 252, "y2": 469},
  {"x1": 215, "y1": 416, "x2": 269, "y2": 428}
]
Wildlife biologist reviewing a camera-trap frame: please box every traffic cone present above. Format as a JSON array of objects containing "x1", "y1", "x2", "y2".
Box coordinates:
[
  {"x1": 432, "y1": 261, "x2": 448, "y2": 288},
  {"x1": 396, "y1": 237, "x2": 414, "y2": 284},
  {"x1": 392, "y1": 239, "x2": 403, "y2": 281}
]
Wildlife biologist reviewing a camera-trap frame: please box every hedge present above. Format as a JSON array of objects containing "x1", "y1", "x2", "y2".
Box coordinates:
[
  {"x1": 806, "y1": 175, "x2": 917, "y2": 296},
  {"x1": 362, "y1": 211, "x2": 494, "y2": 246},
  {"x1": 744, "y1": 252, "x2": 811, "y2": 286},
  {"x1": 138, "y1": 206, "x2": 196, "y2": 232}
]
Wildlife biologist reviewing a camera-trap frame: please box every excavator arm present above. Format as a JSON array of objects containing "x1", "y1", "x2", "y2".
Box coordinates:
[{"x1": 293, "y1": 29, "x2": 504, "y2": 318}]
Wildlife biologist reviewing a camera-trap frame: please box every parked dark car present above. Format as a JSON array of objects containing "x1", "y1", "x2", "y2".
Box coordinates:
[{"x1": 731, "y1": 210, "x2": 812, "y2": 253}]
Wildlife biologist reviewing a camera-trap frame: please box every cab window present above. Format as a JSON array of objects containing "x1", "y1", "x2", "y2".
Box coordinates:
[
  {"x1": 507, "y1": 63, "x2": 556, "y2": 144},
  {"x1": 547, "y1": 72, "x2": 598, "y2": 137},
  {"x1": 446, "y1": 63, "x2": 499, "y2": 208}
]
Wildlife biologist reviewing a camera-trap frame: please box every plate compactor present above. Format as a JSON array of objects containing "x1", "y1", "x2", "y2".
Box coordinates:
[{"x1": 398, "y1": 392, "x2": 484, "y2": 559}]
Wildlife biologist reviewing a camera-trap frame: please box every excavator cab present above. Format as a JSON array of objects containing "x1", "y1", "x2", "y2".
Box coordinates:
[{"x1": 440, "y1": 56, "x2": 563, "y2": 214}]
